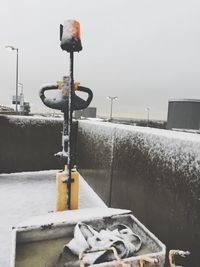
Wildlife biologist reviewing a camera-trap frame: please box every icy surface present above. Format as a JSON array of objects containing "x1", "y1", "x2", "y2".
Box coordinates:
[
  {"x1": 0, "y1": 170, "x2": 107, "y2": 267},
  {"x1": 5, "y1": 115, "x2": 63, "y2": 126},
  {"x1": 79, "y1": 120, "x2": 200, "y2": 143},
  {"x1": 16, "y1": 208, "x2": 131, "y2": 228},
  {"x1": 79, "y1": 120, "x2": 200, "y2": 180}
]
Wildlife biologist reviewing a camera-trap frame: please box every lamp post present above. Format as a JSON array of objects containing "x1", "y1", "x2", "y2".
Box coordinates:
[
  {"x1": 145, "y1": 107, "x2": 150, "y2": 127},
  {"x1": 5, "y1": 45, "x2": 19, "y2": 113},
  {"x1": 106, "y1": 96, "x2": 118, "y2": 121}
]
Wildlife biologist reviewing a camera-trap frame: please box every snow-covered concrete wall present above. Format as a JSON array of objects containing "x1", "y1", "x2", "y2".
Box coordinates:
[
  {"x1": 77, "y1": 120, "x2": 200, "y2": 267},
  {"x1": 0, "y1": 115, "x2": 77, "y2": 173}
]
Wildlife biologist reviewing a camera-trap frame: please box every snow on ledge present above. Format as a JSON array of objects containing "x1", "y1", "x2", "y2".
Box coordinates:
[
  {"x1": 78, "y1": 120, "x2": 200, "y2": 181},
  {"x1": 78, "y1": 119, "x2": 200, "y2": 143},
  {"x1": 16, "y1": 208, "x2": 131, "y2": 228},
  {"x1": 3, "y1": 114, "x2": 63, "y2": 126}
]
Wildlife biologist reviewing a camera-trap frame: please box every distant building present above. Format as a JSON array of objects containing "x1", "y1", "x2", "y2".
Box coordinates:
[
  {"x1": 74, "y1": 110, "x2": 82, "y2": 119},
  {"x1": 167, "y1": 99, "x2": 200, "y2": 130},
  {"x1": 23, "y1": 102, "x2": 31, "y2": 115},
  {"x1": 82, "y1": 107, "x2": 97, "y2": 118},
  {"x1": 74, "y1": 107, "x2": 97, "y2": 119},
  {"x1": 12, "y1": 93, "x2": 30, "y2": 115}
]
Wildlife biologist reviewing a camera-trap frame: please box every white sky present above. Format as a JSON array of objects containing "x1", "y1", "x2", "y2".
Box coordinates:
[{"x1": 0, "y1": 0, "x2": 200, "y2": 120}]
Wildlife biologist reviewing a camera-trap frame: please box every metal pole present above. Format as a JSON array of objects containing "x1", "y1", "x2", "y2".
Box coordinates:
[
  {"x1": 110, "y1": 99, "x2": 113, "y2": 120},
  {"x1": 16, "y1": 49, "x2": 19, "y2": 113},
  {"x1": 107, "y1": 96, "x2": 117, "y2": 121},
  {"x1": 145, "y1": 107, "x2": 150, "y2": 127},
  {"x1": 67, "y1": 51, "x2": 74, "y2": 210},
  {"x1": 5, "y1": 45, "x2": 19, "y2": 112}
]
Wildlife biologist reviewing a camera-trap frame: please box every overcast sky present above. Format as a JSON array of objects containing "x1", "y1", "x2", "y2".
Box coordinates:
[{"x1": 1, "y1": 0, "x2": 200, "y2": 120}]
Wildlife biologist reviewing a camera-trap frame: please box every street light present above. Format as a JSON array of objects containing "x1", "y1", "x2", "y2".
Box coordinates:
[
  {"x1": 145, "y1": 107, "x2": 150, "y2": 127},
  {"x1": 5, "y1": 45, "x2": 19, "y2": 113},
  {"x1": 106, "y1": 96, "x2": 118, "y2": 121}
]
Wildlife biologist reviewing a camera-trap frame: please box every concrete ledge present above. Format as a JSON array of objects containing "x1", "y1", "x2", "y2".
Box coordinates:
[
  {"x1": 77, "y1": 120, "x2": 200, "y2": 267},
  {"x1": 0, "y1": 115, "x2": 77, "y2": 173}
]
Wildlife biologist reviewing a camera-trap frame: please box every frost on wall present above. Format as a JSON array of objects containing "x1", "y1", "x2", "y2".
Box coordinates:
[
  {"x1": 115, "y1": 124, "x2": 200, "y2": 198},
  {"x1": 6, "y1": 115, "x2": 62, "y2": 127},
  {"x1": 78, "y1": 121, "x2": 116, "y2": 169},
  {"x1": 78, "y1": 120, "x2": 200, "y2": 195},
  {"x1": 77, "y1": 121, "x2": 116, "y2": 205},
  {"x1": 0, "y1": 115, "x2": 63, "y2": 173},
  {"x1": 78, "y1": 120, "x2": 200, "y2": 263},
  {"x1": 118, "y1": 125, "x2": 200, "y2": 170}
]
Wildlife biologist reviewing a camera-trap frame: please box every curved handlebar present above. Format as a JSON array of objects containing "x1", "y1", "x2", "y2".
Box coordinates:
[
  {"x1": 74, "y1": 86, "x2": 93, "y2": 110},
  {"x1": 39, "y1": 84, "x2": 58, "y2": 101},
  {"x1": 39, "y1": 84, "x2": 93, "y2": 112}
]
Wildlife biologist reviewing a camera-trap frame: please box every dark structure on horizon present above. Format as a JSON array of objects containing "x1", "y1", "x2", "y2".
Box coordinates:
[
  {"x1": 12, "y1": 94, "x2": 30, "y2": 115},
  {"x1": 167, "y1": 99, "x2": 200, "y2": 130},
  {"x1": 74, "y1": 107, "x2": 97, "y2": 119}
]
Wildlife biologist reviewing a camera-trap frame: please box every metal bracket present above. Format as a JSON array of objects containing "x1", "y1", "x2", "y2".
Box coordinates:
[{"x1": 169, "y1": 249, "x2": 190, "y2": 267}]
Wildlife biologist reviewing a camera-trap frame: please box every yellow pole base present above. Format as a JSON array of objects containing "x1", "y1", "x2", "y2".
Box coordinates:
[
  {"x1": 56, "y1": 165, "x2": 79, "y2": 211},
  {"x1": 70, "y1": 169, "x2": 79, "y2": 209}
]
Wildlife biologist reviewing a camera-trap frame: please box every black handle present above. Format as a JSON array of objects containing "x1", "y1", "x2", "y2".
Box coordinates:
[
  {"x1": 74, "y1": 86, "x2": 93, "y2": 110},
  {"x1": 39, "y1": 84, "x2": 93, "y2": 112},
  {"x1": 39, "y1": 84, "x2": 62, "y2": 110}
]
